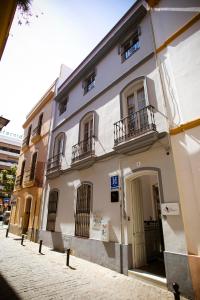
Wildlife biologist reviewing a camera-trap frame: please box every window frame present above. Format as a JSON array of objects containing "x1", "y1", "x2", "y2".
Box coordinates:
[
  {"x1": 26, "y1": 125, "x2": 32, "y2": 145},
  {"x1": 53, "y1": 132, "x2": 65, "y2": 157},
  {"x1": 58, "y1": 97, "x2": 68, "y2": 116},
  {"x1": 46, "y1": 190, "x2": 59, "y2": 232},
  {"x1": 83, "y1": 72, "x2": 96, "y2": 94},
  {"x1": 78, "y1": 111, "x2": 96, "y2": 143},
  {"x1": 30, "y1": 152, "x2": 38, "y2": 181},
  {"x1": 37, "y1": 113, "x2": 43, "y2": 135},
  {"x1": 75, "y1": 182, "x2": 92, "y2": 238},
  {"x1": 119, "y1": 27, "x2": 141, "y2": 63}
]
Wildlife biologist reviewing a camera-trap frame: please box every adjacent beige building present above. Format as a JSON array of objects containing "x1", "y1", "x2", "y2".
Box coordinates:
[{"x1": 9, "y1": 83, "x2": 55, "y2": 241}]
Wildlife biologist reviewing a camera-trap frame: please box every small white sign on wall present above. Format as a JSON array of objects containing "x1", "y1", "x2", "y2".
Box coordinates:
[
  {"x1": 91, "y1": 214, "x2": 109, "y2": 242},
  {"x1": 161, "y1": 203, "x2": 180, "y2": 215}
]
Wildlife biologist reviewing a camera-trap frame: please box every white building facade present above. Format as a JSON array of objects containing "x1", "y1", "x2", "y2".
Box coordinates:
[{"x1": 40, "y1": 1, "x2": 200, "y2": 298}]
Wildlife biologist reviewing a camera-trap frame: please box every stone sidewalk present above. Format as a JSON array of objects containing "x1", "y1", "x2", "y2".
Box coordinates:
[{"x1": 0, "y1": 226, "x2": 184, "y2": 300}]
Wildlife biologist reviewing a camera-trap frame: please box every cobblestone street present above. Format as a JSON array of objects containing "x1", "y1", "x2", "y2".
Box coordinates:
[{"x1": 0, "y1": 225, "x2": 183, "y2": 300}]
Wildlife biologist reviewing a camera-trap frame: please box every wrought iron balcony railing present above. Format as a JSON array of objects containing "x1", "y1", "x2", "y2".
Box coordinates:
[
  {"x1": 31, "y1": 125, "x2": 41, "y2": 143},
  {"x1": 46, "y1": 153, "x2": 62, "y2": 174},
  {"x1": 32, "y1": 125, "x2": 41, "y2": 137},
  {"x1": 72, "y1": 136, "x2": 95, "y2": 164},
  {"x1": 15, "y1": 175, "x2": 23, "y2": 189},
  {"x1": 22, "y1": 136, "x2": 29, "y2": 148},
  {"x1": 114, "y1": 105, "x2": 156, "y2": 146},
  {"x1": 23, "y1": 169, "x2": 34, "y2": 185}
]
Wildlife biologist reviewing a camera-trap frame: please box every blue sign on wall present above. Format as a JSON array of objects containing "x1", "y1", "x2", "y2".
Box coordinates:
[
  {"x1": 3, "y1": 198, "x2": 10, "y2": 203},
  {"x1": 110, "y1": 175, "x2": 119, "y2": 190}
]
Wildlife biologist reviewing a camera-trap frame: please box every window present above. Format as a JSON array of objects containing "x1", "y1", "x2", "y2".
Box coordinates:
[
  {"x1": 121, "y1": 31, "x2": 140, "y2": 62},
  {"x1": 26, "y1": 125, "x2": 32, "y2": 145},
  {"x1": 46, "y1": 190, "x2": 58, "y2": 232},
  {"x1": 120, "y1": 80, "x2": 150, "y2": 134},
  {"x1": 72, "y1": 112, "x2": 96, "y2": 163},
  {"x1": 58, "y1": 98, "x2": 68, "y2": 116},
  {"x1": 75, "y1": 183, "x2": 92, "y2": 238},
  {"x1": 83, "y1": 72, "x2": 95, "y2": 94},
  {"x1": 30, "y1": 152, "x2": 37, "y2": 181},
  {"x1": 37, "y1": 113, "x2": 43, "y2": 135},
  {"x1": 53, "y1": 132, "x2": 65, "y2": 156},
  {"x1": 80, "y1": 112, "x2": 95, "y2": 153},
  {"x1": 20, "y1": 160, "x2": 26, "y2": 185}
]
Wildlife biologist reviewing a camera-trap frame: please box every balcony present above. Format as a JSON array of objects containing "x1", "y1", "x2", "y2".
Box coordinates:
[
  {"x1": 71, "y1": 136, "x2": 96, "y2": 169},
  {"x1": 114, "y1": 105, "x2": 166, "y2": 154},
  {"x1": 46, "y1": 153, "x2": 62, "y2": 178},
  {"x1": 21, "y1": 136, "x2": 29, "y2": 152},
  {"x1": 23, "y1": 170, "x2": 34, "y2": 187},
  {"x1": 23, "y1": 167, "x2": 43, "y2": 187},
  {"x1": 15, "y1": 175, "x2": 23, "y2": 190},
  {"x1": 31, "y1": 126, "x2": 41, "y2": 143}
]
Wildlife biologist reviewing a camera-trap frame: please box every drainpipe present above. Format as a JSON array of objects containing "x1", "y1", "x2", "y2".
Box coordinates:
[{"x1": 118, "y1": 155, "x2": 125, "y2": 274}]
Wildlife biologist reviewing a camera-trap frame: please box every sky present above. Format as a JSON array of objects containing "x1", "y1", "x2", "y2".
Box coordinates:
[{"x1": 0, "y1": 0, "x2": 134, "y2": 135}]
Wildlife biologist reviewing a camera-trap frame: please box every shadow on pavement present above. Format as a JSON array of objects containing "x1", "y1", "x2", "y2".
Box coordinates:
[{"x1": 0, "y1": 274, "x2": 21, "y2": 300}]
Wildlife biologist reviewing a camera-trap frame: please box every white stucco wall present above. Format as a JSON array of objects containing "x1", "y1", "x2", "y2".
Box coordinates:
[
  {"x1": 171, "y1": 127, "x2": 200, "y2": 255},
  {"x1": 54, "y1": 14, "x2": 154, "y2": 130},
  {"x1": 151, "y1": 2, "x2": 200, "y2": 255},
  {"x1": 42, "y1": 141, "x2": 187, "y2": 255},
  {"x1": 51, "y1": 57, "x2": 168, "y2": 167},
  {"x1": 151, "y1": 0, "x2": 200, "y2": 49}
]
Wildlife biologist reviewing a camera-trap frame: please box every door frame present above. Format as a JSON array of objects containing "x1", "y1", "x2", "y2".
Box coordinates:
[
  {"x1": 22, "y1": 196, "x2": 33, "y2": 234},
  {"x1": 124, "y1": 167, "x2": 165, "y2": 268}
]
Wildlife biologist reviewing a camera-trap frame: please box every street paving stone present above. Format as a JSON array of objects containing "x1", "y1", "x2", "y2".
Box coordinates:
[{"x1": 0, "y1": 226, "x2": 186, "y2": 300}]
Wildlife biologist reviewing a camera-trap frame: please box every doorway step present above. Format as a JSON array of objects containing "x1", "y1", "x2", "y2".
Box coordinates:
[{"x1": 128, "y1": 269, "x2": 167, "y2": 290}]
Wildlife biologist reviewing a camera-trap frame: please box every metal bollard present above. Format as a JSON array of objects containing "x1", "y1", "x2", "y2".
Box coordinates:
[
  {"x1": 66, "y1": 248, "x2": 70, "y2": 266},
  {"x1": 21, "y1": 234, "x2": 24, "y2": 246},
  {"x1": 5, "y1": 228, "x2": 9, "y2": 238},
  {"x1": 172, "y1": 282, "x2": 180, "y2": 300},
  {"x1": 39, "y1": 240, "x2": 43, "y2": 254}
]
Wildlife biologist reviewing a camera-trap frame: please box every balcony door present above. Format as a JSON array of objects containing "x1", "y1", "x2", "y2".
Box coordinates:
[
  {"x1": 83, "y1": 118, "x2": 93, "y2": 153},
  {"x1": 127, "y1": 86, "x2": 147, "y2": 133}
]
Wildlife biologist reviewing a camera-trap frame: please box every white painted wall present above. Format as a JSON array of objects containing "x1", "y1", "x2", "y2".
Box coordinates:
[
  {"x1": 151, "y1": 1, "x2": 200, "y2": 256},
  {"x1": 54, "y1": 15, "x2": 154, "y2": 130},
  {"x1": 42, "y1": 142, "x2": 187, "y2": 255},
  {"x1": 171, "y1": 128, "x2": 200, "y2": 255},
  {"x1": 51, "y1": 57, "x2": 168, "y2": 168},
  {"x1": 151, "y1": 0, "x2": 200, "y2": 49}
]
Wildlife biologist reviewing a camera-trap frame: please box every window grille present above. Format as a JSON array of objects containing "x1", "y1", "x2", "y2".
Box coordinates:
[
  {"x1": 75, "y1": 184, "x2": 91, "y2": 238},
  {"x1": 46, "y1": 191, "x2": 58, "y2": 231}
]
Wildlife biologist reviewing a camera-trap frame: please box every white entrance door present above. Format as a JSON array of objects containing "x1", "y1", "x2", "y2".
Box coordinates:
[{"x1": 131, "y1": 179, "x2": 146, "y2": 268}]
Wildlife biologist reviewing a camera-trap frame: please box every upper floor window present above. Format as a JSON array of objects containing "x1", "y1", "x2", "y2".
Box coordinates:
[
  {"x1": 20, "y1": 160, "x2": 26, "y2": 185},
  {"x1": 58, "y1": 98, "x2": 68, "y2": 116},
  {"x1": 37, "y1": 113, "x2": 43, "y2": 135},
  {"x1": 46, "y1": 190, "x2": 58, "y2": 232},
  {"x1": 25, "y1": 125, "x2": 32, "y2": 146},
  {"x1": 80, "y1": 112, "x2": 95, "y2": 142},
  {"x1": 30, "y1": 152, "x2": 37, "y2": 181},
  {"x1": 53, "y1": 132, "x2": 65, "y2": 156},
  {"x1": 75, "y1": 183, "x2": 92, "y2": 238},
  {"x1": 120, "y1": 30, "x2": 140, "y2": 62},
  {"x1": 83, "y1": 72, "x2": 96, "y2": 94},
  {"x1": 121, "y1": 79, "x2": 149, "y2": 133}
]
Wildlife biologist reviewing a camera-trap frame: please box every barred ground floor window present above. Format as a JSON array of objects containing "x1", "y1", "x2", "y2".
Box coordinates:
[
  {"x1": 46, "y1": 190, "x2": 58, "y2": 232},
  {"x1": 75, "y1": 183, "x2": 92, "y2": 238}
]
